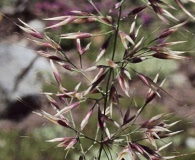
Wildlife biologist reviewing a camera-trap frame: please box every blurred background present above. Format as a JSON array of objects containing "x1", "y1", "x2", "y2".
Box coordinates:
[{"x1": 0, "y1": 0, "x2": 195, "y2": 159}]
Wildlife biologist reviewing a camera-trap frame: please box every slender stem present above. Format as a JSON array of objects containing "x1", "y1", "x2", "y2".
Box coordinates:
[
  {"x1": 59, "y1": 50, "x2": 78, "y2": 69},
  {"x1": 121, "y1": 126, "x2": 142, "y2": 137},
  {"x1": 78, "y1": 137, "x2": 86, "y2": 160},
  {"x1": 99, "y1": 4, "x2": 123, "y2": 160},
  {"x1": 106, "y1": 144, "x2": 113, "y2": 160},
  {"x1": 98, "y1": 134, "x2": 104, "y2": 160},
  {"x1": 103, "y1": 68, "x2": 113, "y2": 114},
  {"x1": 111, "y1": 7, "x2": 122, "y2": 61},
  {"x1": 85, "y1": 127, "x2": 99, "y2": 154},
  {"x1": 79, "y1": 54, "x2": 83, "y2": 69},
  {"x1": 69, "y1": 111, "x2": 76, "y2": 128},
  {"x1": 88, "y1": 0, "x2": 103, "y2": 16},
  {"x1": 91, "y1": 30, "x2": 114, "y2": 37},
  {"x1": 65, "y1": 149, "x2": 70, "y2": 159},
  {"x1": 103, "y1": 4, "x2": 122, "y2": 114},
  {"x1": 68, "y1": 125, "x2": 100, "y2": 144},
  {"x1": 76, "y1": 69, "x2": 106, "y2": 96},
  {"x1": 132, "y1": 103, "x2": 147, "y2": 125},
  {"x1": 103, "y1": 145, "x2": 110, "y2": 160},
  {"x1": 68, "y1": 98, "x2": 76, "y2": 128}
]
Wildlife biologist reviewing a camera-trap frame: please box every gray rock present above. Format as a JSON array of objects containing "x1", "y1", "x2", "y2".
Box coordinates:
[
  {"x1": 0, "y1": 42, "x2": 51, "y2": 120},
  {"x1": 28, "y1": 19, "x2": 45, "y2": 32},
  {"x1": 186, "y1": 137, "x2": 195, "y2": 150}
]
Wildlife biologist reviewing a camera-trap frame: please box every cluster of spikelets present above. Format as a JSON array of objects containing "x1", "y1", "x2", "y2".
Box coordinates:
[{"x1": 18, "y1": 0, "x2": 194, "y2": 159}]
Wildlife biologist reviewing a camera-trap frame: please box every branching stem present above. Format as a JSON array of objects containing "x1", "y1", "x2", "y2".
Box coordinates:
[{"x1": 98, "y1": 4, "x2": 123, "y2": 160}]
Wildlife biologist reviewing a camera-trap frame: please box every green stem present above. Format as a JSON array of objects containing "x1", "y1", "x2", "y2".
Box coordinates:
[
  {"x1": 103, "y1": 4, "x2": 122, "y2": 114},
  {"x1": 68, "y1": 125, "x2": 100, "y2": 144},
  {"x1": 98, "y1": 134, "x2": 104, "y2": 160},
  {"x1": 59, "y1": 50, "x2": 78, "y2": 69},
  {"x1": 92, "y1": 30, "x2": 114, "y2": 37},
  {"x1": 111, "y1": 7, "x2": 122, "y2": 61},
  {"x1": 98, "y1": 4, "x2": 123, "y2": 160},
  {"x1": 76, "y1": 70, "x2": 106, "y2": 96},
  {"x1": 85, "y1": 127, "x2": 99, "y2": 154},
  {"x1": 78, "y1": 137, "x2": 86, "y2": 160}
]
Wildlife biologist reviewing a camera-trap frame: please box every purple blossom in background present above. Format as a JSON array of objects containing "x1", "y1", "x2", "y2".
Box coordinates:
[
  {"x1": 35, "y1": 1, "x2": 75, "y2": 16},
  {"x1": 34, "y1": 0, "x2": 115, "y2": 17},
  {"x1": 140, "y1": 13, "x2": 153, "y2": 26}
]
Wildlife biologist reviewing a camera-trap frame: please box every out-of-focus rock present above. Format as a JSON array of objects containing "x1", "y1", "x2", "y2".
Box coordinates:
[
  {"x1": 0, "y1": 41, "x2": 51, "y2": 121},
  {"x1": 28, "y1": 19, "x2": 45, "y2": 32},
  {"x1": 1, "y1": 94, "x2": 42, "y2": 121},
  {"x1": 186, "y1": 137, "x2": 195, "y2": 150}
]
